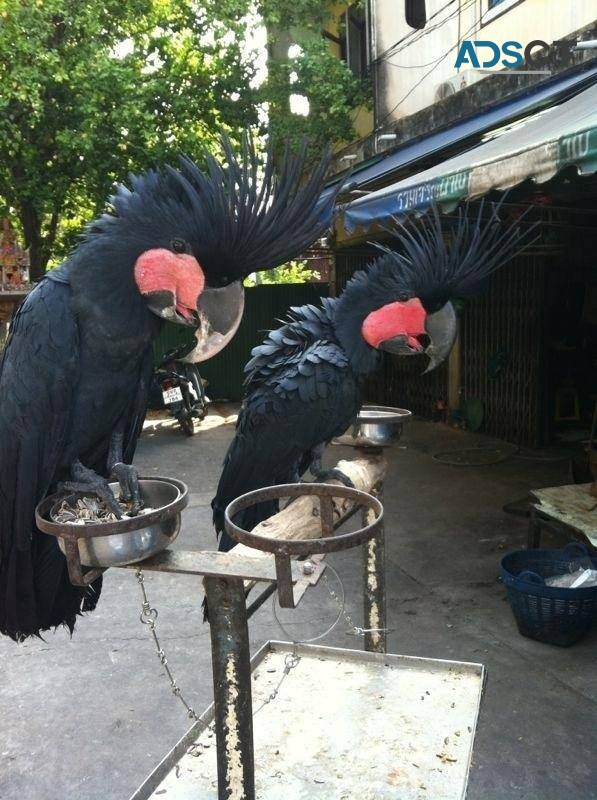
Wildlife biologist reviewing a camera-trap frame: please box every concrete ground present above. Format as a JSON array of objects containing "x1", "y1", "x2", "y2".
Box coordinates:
[{"x1": 1, "y1": 406, "x2": 596, "y2": 800}]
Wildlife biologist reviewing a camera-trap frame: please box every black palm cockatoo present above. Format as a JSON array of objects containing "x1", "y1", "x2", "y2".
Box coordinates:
[
  {"x1": 0, "y1": 137, "x2": 337, "y2": 641},
  {"x1": 212, "y1": 201, "x2": 537, "y2": 549}
]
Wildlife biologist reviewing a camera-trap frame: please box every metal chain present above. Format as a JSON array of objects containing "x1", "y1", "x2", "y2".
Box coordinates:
[
  {"x1": 321, "y1": 567, "x2": 391, "y2": 637},
  {"x1": 187, "y1": 651, "x2": 301, "y2": 757},
  {"x1": 135, "y1": 561, "x2": 390, "y2": 739},
  {"x1": 135, "y1": 569, "x2": 200, "y2": 722},
  {"x1": 135, "y1": 570, "x2": 301, "y2": 731},
  {"x1": 321, "y1": 569, "x2": 357, "y2": 635},
  {"x1": 252, "y1": 649, "x2": 300, "y2": 717}
]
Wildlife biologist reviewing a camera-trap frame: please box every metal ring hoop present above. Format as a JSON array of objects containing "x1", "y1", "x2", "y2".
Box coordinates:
[
  {"x1": 271, "y1": 561, "x2": 345, "y2": 644},
  {"x1": 224, "y1": 482, "x2": 383, "y2": 556}
]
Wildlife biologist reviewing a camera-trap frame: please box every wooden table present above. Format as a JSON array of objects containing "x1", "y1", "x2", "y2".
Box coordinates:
[{"x1": 528, "y1": 483, "x2": 597, "y2": 550}]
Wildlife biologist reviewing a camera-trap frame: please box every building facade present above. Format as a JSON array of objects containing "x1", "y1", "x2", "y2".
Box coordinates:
[
  {"x1": 332, "y1": 0, "x2": 597, "y2": 170},
  {"x1": 329, "y1": 1, "x2": 597, "y2": 447},
  {"x1": 374, "y1": 0, "x2": 596, "y2": 123}
]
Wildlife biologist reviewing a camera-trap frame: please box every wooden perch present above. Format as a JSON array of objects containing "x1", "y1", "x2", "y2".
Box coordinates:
[{"x1": 225, "y1": 455, "x2": 387, "y2": 594}]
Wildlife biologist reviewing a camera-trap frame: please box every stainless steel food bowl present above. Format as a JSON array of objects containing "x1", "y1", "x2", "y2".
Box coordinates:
[
  {"x1": 343, "y1": 405, "x2": 412, "y2": 447},
  {"x1": 36, "y1": 477, "x2": 188, "y2": 569}
]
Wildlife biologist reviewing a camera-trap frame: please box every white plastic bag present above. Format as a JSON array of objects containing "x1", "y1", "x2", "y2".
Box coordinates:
[{"x1": 546, "y1": 568, "x2": 597, "y2": 588}]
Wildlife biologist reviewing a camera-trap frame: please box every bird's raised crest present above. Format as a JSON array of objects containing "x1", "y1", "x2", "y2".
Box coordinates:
[
  {"x1": 370, "y1": 197, "x2": 540, "y2": 306},
  {"x1": 95, "y1": 134, "x2": 339, "y2": 287}
]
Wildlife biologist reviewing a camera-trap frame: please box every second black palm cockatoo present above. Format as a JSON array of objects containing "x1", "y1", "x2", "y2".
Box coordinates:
[
  {"x1": 212, "y1": 200, "x2": 537, "y2": 549},
  {"x1": 0, "y1": 137, "x2": 337, "y2": 641}
]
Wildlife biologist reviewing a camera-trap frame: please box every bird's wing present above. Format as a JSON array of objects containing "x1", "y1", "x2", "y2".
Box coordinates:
[
  {"x1": 0, "y1": 278, "x2": 95, "y2": 640},
  {"x1": 212, "y1": 336, "x2": 360, "y2": 546},
  {"x1": 78, "y1": 345, "x2": 153, "y2": 472},
  {"x1": 122, "y1": 348, "x2": 154, "y2": 465}
]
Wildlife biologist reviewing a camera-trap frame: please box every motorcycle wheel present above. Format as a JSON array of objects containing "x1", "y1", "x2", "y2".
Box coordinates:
[
  {"x1": 177, "y1": 411, "x2": 195, "y2": 436},
  {"x1": 185, "y1": 364, "x2": 208, "y2": 421}
]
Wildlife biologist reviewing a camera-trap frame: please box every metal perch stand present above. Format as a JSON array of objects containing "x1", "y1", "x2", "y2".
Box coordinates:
[
  {"x1": 338, "y1": 404, "x2": 413, "y2": 651},
  {"x1": 55, "y1": 468, "x2": 387, "y2": 800},
  {"x1": 128, "y1": 408, "x2": 398, "y2": 799},
  {"x1": 205, "y1": 481, "x2": 384, "y2": 800},
  {"x1": 37, "y1": 407, "x2": 485, "y2": 799}
]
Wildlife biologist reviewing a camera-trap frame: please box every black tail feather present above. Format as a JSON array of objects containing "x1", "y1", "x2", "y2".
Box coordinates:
[{"x1": 1, "y1": 533, "x2": 102, "y2": 642}]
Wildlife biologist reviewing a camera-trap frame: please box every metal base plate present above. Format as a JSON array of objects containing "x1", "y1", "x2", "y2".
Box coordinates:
[{"x1": 131, "y1": 642, "x2": 485, "y2": 800}]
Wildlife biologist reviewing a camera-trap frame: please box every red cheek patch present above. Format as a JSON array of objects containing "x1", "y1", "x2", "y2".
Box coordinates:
[
  {"x1": 362, "y1": 298, "x2": 426, "y2": 349},
  {"x1": 134, "y1": 249, "x2": 205, "y2": 312}
]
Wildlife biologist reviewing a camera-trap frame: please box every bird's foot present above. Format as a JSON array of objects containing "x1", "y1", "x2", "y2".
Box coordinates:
[
  {"x1": 110, "y1": 462, "x2": 143, "y2": 516},
  {"x1": 312, "y1": 468, "x2": 355, "y2": 489},
  {"x1": 58, "y1": 462, "x2": 123, "y2": 518}
]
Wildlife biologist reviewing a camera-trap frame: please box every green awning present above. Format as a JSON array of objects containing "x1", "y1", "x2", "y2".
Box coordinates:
[{"x1": 342, "y1": 80, "x2": 597, "y2": 233}]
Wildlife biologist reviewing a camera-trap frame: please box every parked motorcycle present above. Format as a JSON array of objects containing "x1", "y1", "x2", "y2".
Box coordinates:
[{"x1": 149, "y1": 343, "x2": 209, "y2": 436}]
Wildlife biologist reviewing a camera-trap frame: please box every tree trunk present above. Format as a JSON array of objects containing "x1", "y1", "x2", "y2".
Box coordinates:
[
  {"x1": 19, "y1": 202, "x2": 59, "y2": 281},
  {"x1": 26, "y1": 237, "x2": 48, "y2": 283}
]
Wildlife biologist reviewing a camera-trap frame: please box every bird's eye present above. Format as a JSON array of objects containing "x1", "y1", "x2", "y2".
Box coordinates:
[
  {"x1": 171, "y1": 238, "x2": 187, "y2": 254},
  {"x1": 398, "y1": 292, "x2": 411, "y2": 302}
]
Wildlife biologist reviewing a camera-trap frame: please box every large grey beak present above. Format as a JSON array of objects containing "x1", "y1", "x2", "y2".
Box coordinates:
[
  {"x1": 181, "y1": 281, "x2": 245, "y2": 363},
  {"x1": 423, "y1": 301, "x2": 457, "y2": 373},
  {"x1": 144, "y1": 291, "x2": 198, "y2": 327},
  {"x1": 379, "y1": 335, "x2": 424, "y2": 356}
]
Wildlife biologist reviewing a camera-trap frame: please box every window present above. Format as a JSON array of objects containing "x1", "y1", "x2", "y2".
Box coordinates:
[
  {"x1": 483, "y1": 0, "x2": 524, "y2": 25},
  {"x1": 340, "y1": 4, "x2": 369, "y2": 79}
]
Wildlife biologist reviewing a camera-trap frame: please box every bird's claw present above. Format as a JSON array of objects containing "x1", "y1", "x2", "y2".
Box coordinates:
[
  {"x1": 57, "y1": 475, "x2": 124, "y2": 518},
  {"x1": 96, "y1": 481, "x2": 125, "y2": 518},
  {"x1": 110, "y1": 462, "x2": 143, "y2": 516}
]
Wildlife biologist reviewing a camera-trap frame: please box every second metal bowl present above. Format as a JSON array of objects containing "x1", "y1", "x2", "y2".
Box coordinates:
[{"x1": 343, "y1": 405, "x2": 412, "y2": 447}]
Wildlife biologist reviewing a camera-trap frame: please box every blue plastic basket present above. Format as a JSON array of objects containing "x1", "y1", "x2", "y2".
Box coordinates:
[{"x1": 501, "y1": 543, "x2": 597, "y2": 646}]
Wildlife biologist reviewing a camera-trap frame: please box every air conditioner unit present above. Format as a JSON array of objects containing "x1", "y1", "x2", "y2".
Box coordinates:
[{"x1": 434, "y1": 69, "x2": 484, "y2": 102}]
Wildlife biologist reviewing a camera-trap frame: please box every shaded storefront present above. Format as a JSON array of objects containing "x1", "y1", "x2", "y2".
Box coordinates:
[{"x1": 333, "y1": 79, "x2": 597, "y2": 447}]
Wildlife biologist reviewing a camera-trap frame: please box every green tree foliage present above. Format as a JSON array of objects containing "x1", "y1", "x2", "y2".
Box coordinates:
[
  {"x1": 244, "y1": 259, "x2": 317, "y2": 285},
  {"x1": 0, "y1": 0, "x2": 368, "y2": 279},
  {"x1": 259, "y1": 0, "x2": 330, "y2": 31},
  {"x1": 259, "y1": 0, "x2": 370, "y2": 160},
  {"x1": 0, "y1": 0, "x2": 258, "y2": 278},
  {"x1": 263, "y1": 36, "x2": 370, "y2": 159}
]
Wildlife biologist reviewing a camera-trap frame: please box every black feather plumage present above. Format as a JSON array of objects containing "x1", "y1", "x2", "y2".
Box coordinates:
[
  {"x1": 0, "y1": 137, "x2": 335, "y2": 641},
  {"x1": 212, "y1": 199, "x2": 538, "y2": 551},
  {"x1": 87, "y1": 134, "x2": 337, "y2": 287},
  {"x1": 372, "y1": 198, "x2": 539, "y2": 309},
  {"x1": 212, "y1": 297, "x2": 359, "y2": 551}
]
